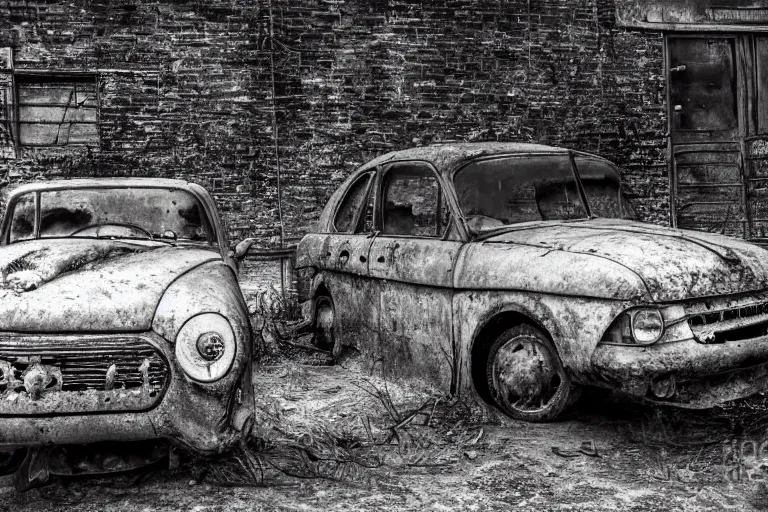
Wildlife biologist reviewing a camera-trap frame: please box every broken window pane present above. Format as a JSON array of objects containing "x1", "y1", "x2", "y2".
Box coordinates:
[
  {"x1": 669, "y1": 38, "x2": 737, "y2": 132},
  {"x1": 357, "y1": 176, "x2": 376, "y2": 233},
  {"x1": 382, "y1": 164, "x2": 448, "y2": 237},
  {"x1": 8, "y1": 193, "x2": 35, "y2": 243},
  {"x1": 7, "y1": 188, "x2": 214, "y2": 243},
  {"x1": 16, "y1": 76, "x2": 99, "y2": 146},
  {"x1": 454, "y1": 155, "x2": 587, "y2": 232},
  {"x1": 334, "y1": 172, "x2": 371, "y2": 233}
]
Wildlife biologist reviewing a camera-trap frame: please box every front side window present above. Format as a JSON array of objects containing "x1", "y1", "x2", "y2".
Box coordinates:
[
  {"x1": 381, "y1": 163, "x2": 450, "y2": 237},
  {"x1": 8, "y1": 188, "x2": 213, "y2": 244},
  {"x1": 454, "y1": 155, "x2": 588, "y2": 232}
]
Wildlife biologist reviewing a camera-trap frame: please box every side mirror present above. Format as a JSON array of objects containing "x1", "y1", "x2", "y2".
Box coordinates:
[{"x1": 233, "y1": 238, "x2": 257, "y2": 261}]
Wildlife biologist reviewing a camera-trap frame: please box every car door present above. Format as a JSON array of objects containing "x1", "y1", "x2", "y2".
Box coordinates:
[
  {"x1": 314, "y1": 169, "x2": 380, "y2": 350},
  {"x1": 368, "y1": 161, "x2": 463, "y2": 391}
]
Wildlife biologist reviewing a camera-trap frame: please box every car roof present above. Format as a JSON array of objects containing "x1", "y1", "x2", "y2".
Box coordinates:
[
  {"x1": 6, "y1": 178, "x2": 199, "y2": 198},
  {"x1": 357, "y1": 142, "x2": 614, "y2": 175}
]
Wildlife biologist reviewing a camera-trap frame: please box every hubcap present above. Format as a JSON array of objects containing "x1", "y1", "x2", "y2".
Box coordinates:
[{"x1": 491, "y1": 336, "x2": 563, "y2": 413}]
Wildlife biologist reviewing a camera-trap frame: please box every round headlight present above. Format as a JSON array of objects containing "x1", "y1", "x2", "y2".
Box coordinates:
[
  {"x1": 175, "y1": 313, "x2": 236, "y2": 382},
  {"x1": 197, "y1": 332, "x2": 226, "y2": 361},
  {"x1": 631, "y1": 308, "x2": 664, "y2": 344}
]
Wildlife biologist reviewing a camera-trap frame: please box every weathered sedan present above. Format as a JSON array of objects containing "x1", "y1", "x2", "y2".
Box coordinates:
[
  {"x1": 296, "y1": 143, "x2": 768, "y2": 422},
  {"x1": 0, "y1": 178, "x2": 255, "y2": 488}
]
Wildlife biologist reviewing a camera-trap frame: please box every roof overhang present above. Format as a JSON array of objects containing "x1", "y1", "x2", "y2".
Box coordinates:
[{"x1": 616, "y1": 0, "x2": 768, "y2": 32}]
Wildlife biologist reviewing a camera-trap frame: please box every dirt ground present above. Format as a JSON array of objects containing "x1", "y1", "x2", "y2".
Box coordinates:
[{"x1": 5, "y1": 333, "x2": 768, "y2": 512}]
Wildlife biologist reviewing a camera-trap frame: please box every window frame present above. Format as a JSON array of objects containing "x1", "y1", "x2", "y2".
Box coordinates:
[
  {"x1": 3, "y1": 70, "x2": 101, "y2": 150},
  {"x1": 4, "y1": 186, "x2": 216, "y2": 247},
  {"x1": 332, "y1": 170, "x2": 375, "y2": 234},
  {"x1": 665, "y1": 34, "x2": 740, "y2": 137},
  {"x1": 376, "y1": 160, "x2": 455, "y2": 240},
  {"x1": 451, "y1": 152, "x2": 592, "y2": 227}
]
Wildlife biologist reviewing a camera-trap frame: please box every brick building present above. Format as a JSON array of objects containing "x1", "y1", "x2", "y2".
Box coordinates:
[{"x1": 0, "y1": 0, "x2": 763, "y2": 269}]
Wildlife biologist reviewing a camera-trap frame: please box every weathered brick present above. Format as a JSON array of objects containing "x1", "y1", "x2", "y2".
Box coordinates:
[{"x1": 0, "y1": 0, "x2": 668, "y2": 266}]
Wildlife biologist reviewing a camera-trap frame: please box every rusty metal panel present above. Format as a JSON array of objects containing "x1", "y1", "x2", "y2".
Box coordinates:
[
  {"x1": 375, "y1": 282, "x2": 454, "y2": 390},
  {"x1": 316, "y1": 233, "x2": 373, "y2": 277},
  {"x1": 368, "y1": 238, "x2": 462, "y2": 287},
  {"x1": 453, "y1": 290, "x2": 625, "y2": 396},
  {"x1": 323, "y1": 271, "x2": 380, "y2": 352}
]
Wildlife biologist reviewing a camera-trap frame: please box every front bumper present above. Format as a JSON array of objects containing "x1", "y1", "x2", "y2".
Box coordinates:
[
  {"x1": 0, "y1": 331, "x2": 254, "y2": 455},
  {"x1": 591, "y1": 336, "x2": 768, "y2": 407}
]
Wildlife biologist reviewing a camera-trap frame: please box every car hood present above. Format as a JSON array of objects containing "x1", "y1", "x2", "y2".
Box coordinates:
[
  {"x1": 0, "y1": 238, "x2": 221, "y2": 332},
  {"x1": 474, "y1": 218, "x2": 768, "y2": 302}
]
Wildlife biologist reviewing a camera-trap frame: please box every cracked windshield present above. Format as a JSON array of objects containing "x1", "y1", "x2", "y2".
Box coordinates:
[
  {"x1": 8, "y1": 188, "x2": 212, "y2": 244},
  {"x1": 453, "y1": 155, "x2": 622, "y2": 233}
]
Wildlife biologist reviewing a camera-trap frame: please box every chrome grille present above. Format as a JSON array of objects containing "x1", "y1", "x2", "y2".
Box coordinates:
[
  {"x1": 0, "y1": 334, "x2": 169, "y2": 415},
  {"x1": 687, "y1": 300, "x2": 768, "y2": 344},
  {"x1": 689, "y1": 302, "x2": 768, "y2": 327}
]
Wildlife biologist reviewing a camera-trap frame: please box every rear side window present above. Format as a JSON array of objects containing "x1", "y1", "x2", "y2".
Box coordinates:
[{"x1": 334, "y1": 172, "x2": 372, "y2": 233}]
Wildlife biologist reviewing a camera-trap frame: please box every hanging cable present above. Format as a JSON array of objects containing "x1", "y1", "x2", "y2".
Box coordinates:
[{"x1": 268, "y1": 0, "x2": 285, "y2": 248}]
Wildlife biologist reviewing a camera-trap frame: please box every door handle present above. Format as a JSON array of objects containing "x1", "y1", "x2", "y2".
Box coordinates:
[{"x1": 377, "y1": 255, "x2": 385, "y2": 263}]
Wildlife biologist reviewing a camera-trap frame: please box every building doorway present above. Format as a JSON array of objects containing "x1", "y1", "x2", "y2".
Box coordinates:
[{"x1": 668, "y1": 34, "x2": 768, "y2": 243}]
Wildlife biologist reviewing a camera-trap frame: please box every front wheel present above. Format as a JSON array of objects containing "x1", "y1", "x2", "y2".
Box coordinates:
[{"x1": 485, "y1": 324, "x2": 580, "y2": 422}]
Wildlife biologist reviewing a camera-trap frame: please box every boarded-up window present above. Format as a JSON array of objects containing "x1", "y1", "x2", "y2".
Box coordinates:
[{"x1": 16, "y1": 74, "x2": 99, "y2": 146}]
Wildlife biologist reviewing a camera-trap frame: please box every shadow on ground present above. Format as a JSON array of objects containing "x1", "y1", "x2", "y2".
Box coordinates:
[{"x1": 7, "y1": 313, "x2": 768, "y2": 511}]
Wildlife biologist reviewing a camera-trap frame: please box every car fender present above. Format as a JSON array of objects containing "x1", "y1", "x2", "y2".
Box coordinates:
[
  {"x1": 152, "y1": 261, "x2": 252, "y2": 396},
  {"x1": 454, "y1": 290, "x2": 628, "y2": 396}
]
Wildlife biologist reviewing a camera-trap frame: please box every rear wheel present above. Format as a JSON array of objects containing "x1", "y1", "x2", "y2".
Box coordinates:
[
  {"x1": 485, "y1": 324, "x2": 579, "y2": 422},
  {"x1": 0, "y1": 449, "x2": 25, "y2": 476},
  {"x1": 313, "y1": 295, "x2": 341, "y2": 359}
]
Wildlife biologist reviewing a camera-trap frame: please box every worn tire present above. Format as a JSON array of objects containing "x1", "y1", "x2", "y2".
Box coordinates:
[
  {"x1": 0, "y1": 449, "x2": 26, "y2": 477},
  {"x1": 485, "y1": 324, "x2": 580, "y2": 422},
  {"x1": 313, "y1": 295, "x2": 341, "y2": 359}
]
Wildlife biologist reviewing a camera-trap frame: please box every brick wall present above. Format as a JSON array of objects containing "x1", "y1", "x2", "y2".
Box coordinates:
[{"x1": 0, "y1": 0, "x2": 669, "y2": 261}]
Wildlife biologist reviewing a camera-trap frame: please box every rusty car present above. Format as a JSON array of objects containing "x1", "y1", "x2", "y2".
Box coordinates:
[
  {"x1": 0, "y1": 178, "x2": 256, "y2": 489},
  {"x1": 295, "y1": 142, "x2": 768, "y2": 422}
]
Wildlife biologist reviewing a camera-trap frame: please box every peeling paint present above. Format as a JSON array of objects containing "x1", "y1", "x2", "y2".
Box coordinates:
[
  {"x1": 0, "y1": 179, "x2": 255, "y2": 481},
  {"x1": 299, "y1": 143, "x2": 768, "y2": 419}
]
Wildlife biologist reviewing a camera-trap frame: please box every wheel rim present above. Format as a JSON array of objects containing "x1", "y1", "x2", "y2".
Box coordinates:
[
  {"x1": 315, "y1": 297, "x2": 335, "y2": 350},
  {"x1": 490, "y1": 335, "x2": 565, "y2": 414}
]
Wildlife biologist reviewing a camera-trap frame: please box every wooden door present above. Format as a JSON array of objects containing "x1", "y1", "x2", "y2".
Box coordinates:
[{"x1": 668, "y1": 35, "x2": 747, "y2": 238}]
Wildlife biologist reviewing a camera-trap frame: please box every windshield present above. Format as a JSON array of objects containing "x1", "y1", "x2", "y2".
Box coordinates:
[
  {"x1": 8, "y1": 187, "x2": 214, "y2": 244},
  {"x1": 575, "y1": 158, "x2": 623, "y2": 218},
  {"x1": 453, "y1": 155, "x2": 622, "y2": 233}
]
